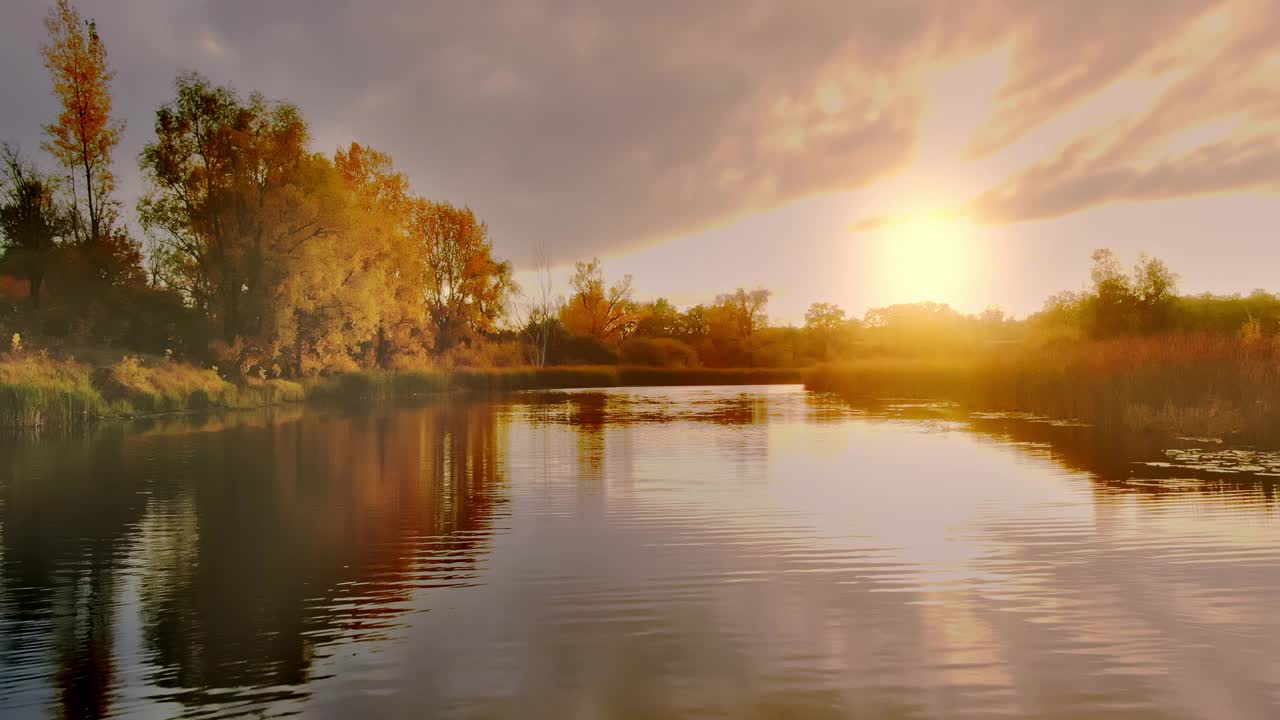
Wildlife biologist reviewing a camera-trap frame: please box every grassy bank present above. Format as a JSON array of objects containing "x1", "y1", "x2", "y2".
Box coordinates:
[
  {"x1": 0, "y1": 354, "x2": 802, "y2": 429},
  {"x1": 0, "y1": 352, "x2": 304, "y2": 429},
  {"x1": 805, "y1": 334, "x2": 1280, "y2": 440}
]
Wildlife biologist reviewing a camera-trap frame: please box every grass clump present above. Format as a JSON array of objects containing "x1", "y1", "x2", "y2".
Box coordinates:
[
  {"x1": 0, "y1": 353, "x2": 106, "y2": 428},
  {"x1": 96, "y1": 355, "x2": 231, "y2": 414}
]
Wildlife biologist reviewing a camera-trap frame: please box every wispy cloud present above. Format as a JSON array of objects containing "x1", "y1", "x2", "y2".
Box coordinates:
[{"x1": 0, "y1": 0, "x2": 1274, "y2": 266}]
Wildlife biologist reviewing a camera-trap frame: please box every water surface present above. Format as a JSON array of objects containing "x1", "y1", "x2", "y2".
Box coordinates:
[{"x1": 2, "y1": 385, "x2": 1280, "y2": 718}]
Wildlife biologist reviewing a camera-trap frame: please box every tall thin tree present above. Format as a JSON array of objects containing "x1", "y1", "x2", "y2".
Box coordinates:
[{"x1": 41, "y1": 0, "x2": 122, "y2": 247}]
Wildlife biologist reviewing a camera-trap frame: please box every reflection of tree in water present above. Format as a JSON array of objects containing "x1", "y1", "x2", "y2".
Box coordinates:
[
  {"x1": 961, "y1": 411, "x2": 1280, "y2": 508},
  {"x1": 0, "y1": 401, "x2": 508, "y2": 717},
  {"x1": 570, "y1": 393, "x2": 607, "y2": 487},
  {"x1": 512, "y1": 388, "x2": 773, "y2": 494},
  {"x1": 141, "y1": 401, "x2": 507, "y2": 702},
  {"x1": 516, "y1": 389, "x2": 771, "y2": 428},
  {"x1": 0, "y1": 427, "x2": 148, "y2": 719}
]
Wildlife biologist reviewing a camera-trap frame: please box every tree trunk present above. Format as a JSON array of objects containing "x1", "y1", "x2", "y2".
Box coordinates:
[
  {"x1": 376, "y1": 323, "x2": 390, "y2": 369},
  {"x1": 29, "y1": 271, "x2": 43, "y2": 310}
]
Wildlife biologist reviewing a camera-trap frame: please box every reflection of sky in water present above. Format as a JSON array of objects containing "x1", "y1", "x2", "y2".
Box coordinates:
[{"x1": 3, "y1": 386, "x2": 1280, "y2": 718}]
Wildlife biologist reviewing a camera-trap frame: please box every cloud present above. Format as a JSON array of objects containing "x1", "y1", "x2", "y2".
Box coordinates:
[
  {"x1": 969, "y1": 0, "x2": 1280, "y2": 224},
  {"x1": 0, "y1": 0, "x2": 1275, "y2": 268},
  {"x1": 963, "y1": 0, "x2": 1221, "y2": 157}
]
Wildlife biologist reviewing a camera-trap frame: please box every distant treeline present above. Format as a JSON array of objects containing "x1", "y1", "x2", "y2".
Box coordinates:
[{"x1": 3, "y1": 2, "x2": 1278, "y2": 381}]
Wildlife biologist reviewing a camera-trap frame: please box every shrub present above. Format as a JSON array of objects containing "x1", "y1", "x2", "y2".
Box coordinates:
[
  {"x1": 549, "y1": 334, "x2": 618, "y2": 366},
  {"x1": 619, "y1": 337, "x2": 700, "y2": 368}
]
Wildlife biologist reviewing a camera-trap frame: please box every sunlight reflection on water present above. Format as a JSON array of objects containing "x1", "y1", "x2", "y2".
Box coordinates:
[{"x1": 2, "y1": 385, "x2": 1280, "y2": 718}]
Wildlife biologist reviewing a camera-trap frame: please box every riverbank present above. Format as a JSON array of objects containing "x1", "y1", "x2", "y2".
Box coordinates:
[
  {"x1": 0, "y1": 353, "x2": 802, "y2": 429},
  {"x1": 804, "y1": 334, "x2": 1280, "y2": 441}
]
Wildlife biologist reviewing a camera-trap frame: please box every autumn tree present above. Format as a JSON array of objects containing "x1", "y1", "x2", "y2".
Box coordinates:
[
  {"x1": 707, "y1": 287, "x2": 770, "y2": 366},
  {"x1": 0, "y1": 145, "x2": 67, "y2": 309},
  {"x1": 561, "y1": 258, "x2": 640, "y2": 343},
  {"x1": 140, "y1": 74, "x2": 357, "y2": 374},
  {"x1": 413, "y1": 200, "x2": 513, "y2": 352},
  {"x1": 41, "y1": 0, "x2": 122, "y2": 250},
  {"x1": 335, "y1": 142, "x2": 431, "y2": 367}
]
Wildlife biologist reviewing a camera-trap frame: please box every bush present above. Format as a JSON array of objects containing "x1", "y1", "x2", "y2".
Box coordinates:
[
  {"x1": 441, "y1": 338, "x2": 526, "y2": 368},
  {"x1": 549, "y1": 334, "x2": 618, "y2": 366},
  {"x1": 619, "y1": 337, "x2": 700, "y2": 368}
]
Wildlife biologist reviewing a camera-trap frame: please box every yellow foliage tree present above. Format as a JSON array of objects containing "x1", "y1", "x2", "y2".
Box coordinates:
[
  {"x1": 41, "y1": 0, "x2": 122, "y2": 247},
  {"x1": 335, "y1": 142, "x2": 432, "y2": 367},
  {"x1": 560, "y1": 258, "x2": 639, "y2": 343},
  {"x1": 412, "y1": 200, "x2": 512, "y2": 353}
]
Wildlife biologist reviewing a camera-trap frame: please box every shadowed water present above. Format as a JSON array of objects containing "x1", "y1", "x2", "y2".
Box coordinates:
[{"x1": 2, "y1": 385, "x2": 1280, "y2": 719}]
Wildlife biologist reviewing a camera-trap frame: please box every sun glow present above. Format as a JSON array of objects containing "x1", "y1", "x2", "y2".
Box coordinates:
[{"x1": 876, "y1": 211, "x2": 977, "y2": 309}]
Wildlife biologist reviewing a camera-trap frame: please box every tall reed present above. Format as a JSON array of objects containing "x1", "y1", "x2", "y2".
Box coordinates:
[{"x1": 805, "y1": 334, "x2": 1280, "y2": 440}]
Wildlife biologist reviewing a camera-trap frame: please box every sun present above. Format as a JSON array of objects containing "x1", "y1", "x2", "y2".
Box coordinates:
[{"x1": 876, "y1": 211, "x2": 976, "y2": 308}]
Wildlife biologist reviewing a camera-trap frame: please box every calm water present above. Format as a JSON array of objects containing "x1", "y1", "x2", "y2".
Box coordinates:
[{"x1": 3, "y1": 385, "x2": 1280, "y2": 719}]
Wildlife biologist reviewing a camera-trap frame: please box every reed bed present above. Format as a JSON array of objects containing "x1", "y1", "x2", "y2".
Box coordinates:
[{"x1": 805, "y1": 334, "x2": 1280, "y2": 440}]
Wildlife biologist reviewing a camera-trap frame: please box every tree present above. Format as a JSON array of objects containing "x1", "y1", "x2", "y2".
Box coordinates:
[
  {"x1": 634, "y1": 297, "x2": 680, "y2": 338},
  {"x1": 676, "y1": 304, "x2": 709, "y2": 343},
  {"x1": 560, "y1": 258, "x2": 639, "y2": 343},
  {"x1": 41, "y1": 0, "x2": 122, "y2": 248},
  {"x1": 1087, "y1": 248, "x2": 1135, "y2": 337},
  {"x1": 714, "y1": 287, "x2": 770, "y2": 339},
  {"x1": 863, "y1": 302, "x2": 971, "y2": 351},
  {"x1": 803, "y1": 301, "x2": 848, "y2": 361},
  {"x1": 413, "y1": 199, "x2": 513, "y2": 352},
  {"x1": 1131, "y1": 252, "x2": 1178, "y2": 332},
  {"x1": 515, "y1": 243, "x2": 557, "y2": 367},
  {"x1": 0, "y1": 145, "x2": 66, "y2": 308},
  {"x1": 140, "y1": 74, "x2": 355, "y2": 374},
  {"x1": 707, "y1": 287, "x2": 770, "y2": 366},
  {"x1": 335, "y1": 142, "x2": 431, "y2": 367}
]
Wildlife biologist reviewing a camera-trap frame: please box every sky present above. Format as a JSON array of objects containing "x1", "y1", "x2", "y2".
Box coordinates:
[{"x1": 0, "y1": 0, "x2": 1277, "y2": 323}]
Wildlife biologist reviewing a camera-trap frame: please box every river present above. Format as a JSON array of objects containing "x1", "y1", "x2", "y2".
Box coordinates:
[{"x1": 2, "y1": 385, "x2": 1279, "y2": 719}]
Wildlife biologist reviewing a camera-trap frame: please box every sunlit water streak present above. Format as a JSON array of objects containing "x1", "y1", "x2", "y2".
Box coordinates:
[{"x1": 2, "y1": 385, "x2": 1280, "y2": 718}]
